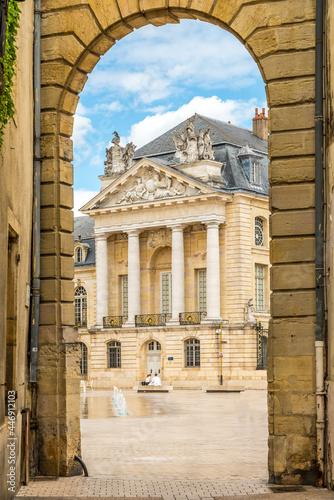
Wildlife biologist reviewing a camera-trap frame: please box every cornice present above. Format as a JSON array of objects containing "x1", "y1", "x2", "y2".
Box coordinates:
[
  {"x1": 94, "y1": 213, "x2": 226, "y2": 236},
  {"x1": 82, "y1": 192, "x2": 231, "y2": 217}
]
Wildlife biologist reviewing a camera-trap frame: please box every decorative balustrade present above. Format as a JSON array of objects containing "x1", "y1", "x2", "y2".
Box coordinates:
[
  {"x1": 103, "y1": 316, "x2": 127, "y2": 328},
  {"x1": 135, "y1": 313, "x2": 172, "y2": 327},
  {"x1": 75, "y1": 321, "x2": 87, "y2": 328},
  {"x1": 179, "y1": 311, "x2": 207, "y2": 325},
  {"x1": 256, "y1": 322, "x2": 268, "y2": 370}
]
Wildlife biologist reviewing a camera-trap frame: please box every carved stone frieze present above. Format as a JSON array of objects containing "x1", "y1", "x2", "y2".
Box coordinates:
[
  {"x1": 191, "y1": 223, "x2": 206, "y2": 232},
  {"x1": 147, "y1": 228, "x2": 172, "y2": 248},
  {"x1": 104, "y1": 131, "x2": 136, "y2": 175},
  {"x1": 173, "y1": 117, "x2": 215, "y2": 163},
  {"x1": 115, "y1": 233, "x2": 128, "y2": 240},
  {"x1": 115, "y1": 168, "x2": 190, "y2": 205}
]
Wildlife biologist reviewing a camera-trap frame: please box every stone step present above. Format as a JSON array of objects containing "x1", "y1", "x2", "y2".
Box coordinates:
[
  {"x1": 202, "y1": 386, "x2": 245, "y2": 393},
  {"x1": 133, "y1": 386, "x2": 173, "y2": 393}
]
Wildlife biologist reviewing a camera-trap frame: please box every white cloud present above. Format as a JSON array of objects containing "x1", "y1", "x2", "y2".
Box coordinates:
[
  {"x1": 127, "y1": 96, "x2": 261, "y2": 148},
  {"x1": 87, "y1": 68, "x2": 172, "y2": 104},
  {"x1": 72, "y1": 113, "x2": 93, "y2": 147},
  {"x1": 84, "y1": 20, "x2": 261, "y2": 105},
  {"x1": 74, "y1": 189, "x2": 99, "y2": 217}
]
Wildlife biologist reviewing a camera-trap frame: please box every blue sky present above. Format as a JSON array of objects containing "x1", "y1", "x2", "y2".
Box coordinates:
[{"x1": 73, "y1": 19, "x2": 266, "y2": 215}]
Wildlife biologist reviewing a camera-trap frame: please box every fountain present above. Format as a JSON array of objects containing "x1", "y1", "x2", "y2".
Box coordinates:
[{"x1": 112, "y1": 387, "x2": 129, "y2": 416}]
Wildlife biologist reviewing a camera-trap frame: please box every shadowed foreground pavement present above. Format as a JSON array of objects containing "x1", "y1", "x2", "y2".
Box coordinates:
[{"x1": 15, "y1": 390, "x2": 334, "y2": 499}]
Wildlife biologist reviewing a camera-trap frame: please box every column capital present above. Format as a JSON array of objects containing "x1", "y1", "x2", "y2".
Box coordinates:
[
  {"x1": 204, "y1": 216, "x2": 225, "y2": 229},
  {"x1": 127, "y1": 229, "x2": 141, "y2": 238},
  {"x1": 95, "y1": 232, "x2": 108, "y2": 241},
  {"x1": 205, "y1": 220, "x2": 221, "y2": 230},
  {"x1": 168, "y1": 223, "x2": 186, "y2": 232}
]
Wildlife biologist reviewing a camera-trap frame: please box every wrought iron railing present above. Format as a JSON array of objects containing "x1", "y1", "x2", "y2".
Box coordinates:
[
  {"x1": 179, "y1": 311, "x2": 207, "y2": 325},
  {"x1": 75, "y1": 321, "x2": 87, "y2": 328},
  {"x1": 135, "y1": 313, "x2": 172, "y2": 327},
  {"x1": 256, "y1": 322, "x2": 268, "y2": 370},
  {"x1": 103, "y1": 316, "x2": 127, "y2": 328}
]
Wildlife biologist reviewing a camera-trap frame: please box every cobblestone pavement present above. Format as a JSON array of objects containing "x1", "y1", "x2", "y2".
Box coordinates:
[{"x1": 16, "y1": 389, "x2": 334, "y2": 499}]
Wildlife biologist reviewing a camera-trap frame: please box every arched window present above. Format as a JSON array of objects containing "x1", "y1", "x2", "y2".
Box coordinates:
[
  {"x1": 255, "y1": 217, "x2": 264, "y2": 247},
  {"x1": 107, "y1": 341, "x2": 121, "y2": 368},
  {"x1": 148, "y1": 340, "x2": 161, "y2": 351},
  {"x1": 80, "y1": 343, "x2": 88, "y2": 375},
  {"x1": 75, "y1": 286, "x2": 87, "y2": 327},
  {"x1": 185, "y1": 338, "x2": 200, "y2": 367},
  {"x1": 76, "y1": 246, "x2": 83, "y2": 263}
]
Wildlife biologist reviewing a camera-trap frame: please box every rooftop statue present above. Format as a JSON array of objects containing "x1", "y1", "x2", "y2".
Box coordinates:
[
  {"x1": 173, "y1": 117, "x2": 215, "y2": 163},
  {"x1": 104, "y1": 131, "x2": 136, "y2": 175}
]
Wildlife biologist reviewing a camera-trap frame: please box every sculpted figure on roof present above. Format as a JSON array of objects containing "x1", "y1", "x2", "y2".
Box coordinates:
[
  {"x1": 173, "y1": 117, "x2": 215, "y2": 163},
  {"x1": 104, "y1": 131, "x2": 136, "y2": 175}
]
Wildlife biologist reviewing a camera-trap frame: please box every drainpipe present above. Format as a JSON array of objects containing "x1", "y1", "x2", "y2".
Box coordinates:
[
  {"x1": 315, "y1": 0, "x2": 325, "y2": 486},
  {"x1": 29, "y1": 0, "x2": 41, "y2": 383}
]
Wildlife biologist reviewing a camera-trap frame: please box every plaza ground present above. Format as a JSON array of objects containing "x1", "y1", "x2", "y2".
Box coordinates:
[{"x1": 16, "y1": 389, "x2": 334, "y2": 499}]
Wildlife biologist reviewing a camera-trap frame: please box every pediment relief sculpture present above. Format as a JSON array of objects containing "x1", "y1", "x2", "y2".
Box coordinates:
[
  {"x1": 173, "y1": 117, "x2": 215, "y2": 163},
  {"x1": 115, "y1": 168, "x2": 198, "y2": 205},
  {"x1": 104, "y1": 131, "x2": 136, "y2": 175}
]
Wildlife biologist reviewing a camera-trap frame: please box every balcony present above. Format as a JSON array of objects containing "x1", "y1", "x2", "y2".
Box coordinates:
[
  {"x1": 179, "y1": 311, "x2": 207, "y2": 325},
  {"x1": 103, "y1": 312, "x2": 207, "y2": 328},
  {"x1": 75, "y1": 321, "x2": 87, "y2": 328},
  {"x1": 135, "y1": 313, "x2": 172, "y2": 327},
  {"x1": 103, "y1": 316, "x2": 127, "y2": 328}
]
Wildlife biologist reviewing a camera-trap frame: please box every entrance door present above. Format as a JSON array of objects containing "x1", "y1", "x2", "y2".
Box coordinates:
[{"x1": 147, "y1": 340, "x2": 161, "y2": 375}]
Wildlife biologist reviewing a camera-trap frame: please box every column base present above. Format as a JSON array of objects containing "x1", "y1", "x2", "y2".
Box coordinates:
[
  {"x1": 202, "y1": 317, "x2": 222, "y2": 324},
  {"x1": 124, "y1": 321, "x2": 136, "y2": 327},
  {"x1": 167, "y1": 318, "x2": 180, "y2": 325}
]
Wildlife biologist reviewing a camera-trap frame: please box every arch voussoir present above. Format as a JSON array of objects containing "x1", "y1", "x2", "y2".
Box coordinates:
[{"x1": 38, "y1": 0, "x2": 319, "y2": 487}]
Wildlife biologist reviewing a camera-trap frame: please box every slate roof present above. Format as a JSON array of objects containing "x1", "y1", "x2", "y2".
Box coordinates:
[
  {"x1": 74, "y1": 113, "x2": 269, "y2": 244},
  {"x1": 74, "y1": 216, "x2": 95, "y2": 267},
  {"x1": 134, "y1": 113, "x2": 269, "y2": 196},
  {"x1": 134, "y1": 113, "x2": 267, "y2": 159},
  {"x1": 74, "y1": 216, "x2": 95, "y2": 240}
]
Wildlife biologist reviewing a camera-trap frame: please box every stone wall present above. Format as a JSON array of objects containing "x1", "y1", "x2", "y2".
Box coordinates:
[
  {"x1": 325, "y1": 1, "x2": 334, "y2": 489},
  {"x1": 78, "y1": 324, "x2": 265, "y2": 389},
  {"x1": 0, "y1": 1, "x2": 34, "y2": 498},
  {"x1": 39, "y1": 0, "x2": 318, "y2": 485}
]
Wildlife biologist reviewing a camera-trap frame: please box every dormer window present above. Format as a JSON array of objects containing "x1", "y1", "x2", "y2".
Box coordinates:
[
  {"x1": 252, "y1": 162, "x2": 260, "y2": 184},
  {"x1": 238, "y1": 144, "x2": 262, "y2": 184},
  {"x1": 76, "y1": 247, "x2": 83, "y2": 263}
]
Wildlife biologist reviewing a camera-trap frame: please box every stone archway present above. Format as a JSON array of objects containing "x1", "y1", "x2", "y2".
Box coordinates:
[{"x1": 39, "y1": 0, "x2": 317, "y2": 484}]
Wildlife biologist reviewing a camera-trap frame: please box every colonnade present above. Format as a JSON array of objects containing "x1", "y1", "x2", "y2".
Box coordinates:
[{"x1": 95, "y1": 218, "x2": 224, "y2": 326}]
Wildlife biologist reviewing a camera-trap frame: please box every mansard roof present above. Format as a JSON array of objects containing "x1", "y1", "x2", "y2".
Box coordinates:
[
  {"x1": 134, "y1": 113, "x2": 267, "y2": 159},
  {"x1": 74, "y1": 217, "x2": 95, "y2": 267},
  {"x1": 73, "y1": 216, "x2": 95, "y2": 240},
  {"x1": 132, "y1": 113, "x2": 269, "y2": 196}
]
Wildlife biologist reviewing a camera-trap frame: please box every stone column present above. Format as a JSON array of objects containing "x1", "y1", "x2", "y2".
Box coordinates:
[
  {"x1": 170, "y1": 225, "x2": 185, "y2": 323},
  {"x1": 205, "y1": 221, "x2": 222, "y2": 321},
  {"x1": 126, "y1": 230, "x2": 141, "y2": 326},
  {"x1": 95, "y1": 234, "x2": 109, "y2": 326}
]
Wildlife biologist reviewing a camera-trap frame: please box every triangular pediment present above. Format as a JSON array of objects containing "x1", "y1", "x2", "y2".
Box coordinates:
[{"x1": 80, "y1": 158, "x2": 218, "y2": 213}]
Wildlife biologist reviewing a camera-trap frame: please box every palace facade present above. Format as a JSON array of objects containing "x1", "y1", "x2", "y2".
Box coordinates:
[{"x1": 74, "y1": 112, "x2": 270, "y2": 389}]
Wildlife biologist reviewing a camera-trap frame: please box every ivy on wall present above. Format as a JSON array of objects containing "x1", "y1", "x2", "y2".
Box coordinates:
[{"x1": 0, "y1": 0, "x2": 21, "y2": 149}]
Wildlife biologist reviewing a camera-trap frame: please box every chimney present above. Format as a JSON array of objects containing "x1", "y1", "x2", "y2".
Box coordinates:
[{"x1": 252, "y1": 107, "x2": 268, "y2": 141}]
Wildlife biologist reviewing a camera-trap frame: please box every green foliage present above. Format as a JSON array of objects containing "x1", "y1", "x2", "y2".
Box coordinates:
[{"x1": 0, "y1": 0, "x2": 21, "y2": 149}]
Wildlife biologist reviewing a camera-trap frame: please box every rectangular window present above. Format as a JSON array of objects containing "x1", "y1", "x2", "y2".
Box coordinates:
[
  {"x1": 198, "y1": 269, "x2": 207, "y2": 312},
  {"x1": 108, "y1": 342, "x2": 121, "y2": 368},
  {"x1": 255, "y1": 264, "x2": 265, "y2": 311},
  {"x1": 160, "y1": 272, "x2": 172, "y2": 314},
  {"x1": 185, "y1": 339, "x2": 200, "y2": 367},
  {"x1": 252, "y1": 162, "x2": 260, "y2": 184},
  {"x1": 122, "y1": 275, "x2": 128, "y2": 316}
]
